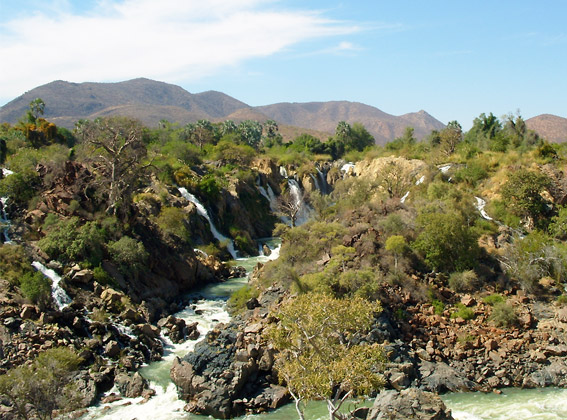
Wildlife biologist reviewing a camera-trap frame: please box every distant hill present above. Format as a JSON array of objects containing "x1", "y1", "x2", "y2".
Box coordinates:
[
  {"x1": 0, "y1": 78, "x2": 445, "y2": 144},
  {"x1": 526, "y1": 114, "x2": 567, "y2": 143}
]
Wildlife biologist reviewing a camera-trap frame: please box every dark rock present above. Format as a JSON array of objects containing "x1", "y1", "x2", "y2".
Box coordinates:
[
  {"x1": 104, "y1": 341, "x2": 121, "y2": 358},
  {"x1": 419, "y1": 361, "x2": 479, "y2": 393},
  {"x1": 71, "y1": 269, "x2": 94, "y2": 284},
  {"x1": 187, "y1": 322, "x2": 200, "y2": 340},
  {"x1": 115, "y1": 372, "x2": 149, "y2": 398},
  {"x1": 246, "y1": 298, "x2": 260, "y2": 310},
  {"x1": 367, "y1": 388, "x2": 454, "y2": 420}
]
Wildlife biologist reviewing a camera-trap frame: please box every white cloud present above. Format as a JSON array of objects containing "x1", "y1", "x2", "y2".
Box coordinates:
[{"x1": 0, "y1": 0, "x2": 360, "y2": 102}]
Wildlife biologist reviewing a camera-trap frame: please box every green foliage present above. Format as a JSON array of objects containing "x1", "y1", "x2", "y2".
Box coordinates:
[
  {"x1": 483, "y1": 294, "x2": 505, "y2": 306},
  {"x1": 0, "y1": 167, "x2": 40, "y2": 207},
  {"x1": 431, "y1": 299, "x2": 445, "y2": 315},
  {"x1": 489, "y1": 302, "x2": 518, "y2": 327},
  {"x1": 548, "y1": 206, "x2": 567, "y2": 240},
  {"x1": 556, "y1": 295, "x2": 567, "y2": 305},
  {"x1": 448, "y1": 270, "x2": 479, "y2": 293},
  {"x1": 38, "y1": 217, "x2": 106, "y2": 266},
  {"x1": 413, "y1": 211, "x2": 480, "y2": 272},
  {"x1": 450, "y1": 303, "x2": 475, "y2": 320},
  {"x1": 267, "y1": 293, "x2": 385, "y2": 419},
  {"x1": 107, "y1": 236, "x2": 148, "y2": 273},
  {"x1": 156, "y1": 206, "x2": 189, "y2": 241},
  {"x1": 0, "y1": 245, "x2": 33, "y2": 285},
  {"x1": 20, "y1": 271, "x2": 51, "y2": 305},
  {"x1": 227, "y1": 285, "x2": 259, "y2": 314},
  {"x1": 452, "y1": 162, "x2": 488, "y2": 186},
  {"x1": 212, "y1": 139, "x2": 256, "y2": 165},
  {"x1": 501, "y1": 169, "x2": 551, "y2": 227},
  {"x1": 93, "y1": 266, "x2": 117, "y2": 288},
  {"x1": 0, "y1": 347, "x2": 83, "y2": 420}
]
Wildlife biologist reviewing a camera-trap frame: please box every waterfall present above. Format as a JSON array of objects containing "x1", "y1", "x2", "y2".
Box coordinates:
[
  {"x1": 1, "y1": 168, "x2": 14, "y2": 243},
  {"x1": 400, "y1": 191, "x2": 410, "y2": 203},
  {"x1": 288, "y1": 179, "x2": 310, "y2": 226},
  {"x1": 439, "y1": 164, "x2": 452, "y2": 173},
  {"x1": 341, "y1": 162, "x2": 355, "y2": 178},
  {"x1": 309, "y1": 173, "x2": 322, "y2": 193},
  {"x1": 475, "y1": 197, "x2": 493, "y2": 221},
  {"x1": 415, "y1": 175, "x2": 425, "y2": 185},
  {"x1": 316, "y1": 167, "x2": 329, "y2": 195},
  {"x1": 178, "y1": 187, "x2": 237, "y2": 259},
  {"x1": 31, "y1": 261, "x2": 71, "y2": 310},
  {"x1": 279, "y1": 166, "x2": 288, "y2": 178}
]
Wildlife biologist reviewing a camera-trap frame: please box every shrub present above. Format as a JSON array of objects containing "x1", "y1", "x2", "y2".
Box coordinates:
[
  {"x1": 450, "y1": 303, "x2": 475, "y2": 320},
  {"x1": 489, "y1": 302, "x2": 517, "y2": 327},
  {"x1": 556, "y1": 295, "x2": 567, "y2": 305},
  {"x1": 107, "y1": 236, "x2": 148, "y2": 274},
  {"x1": 431, "y1": 299, "x2": 445, "y2": 315},
  {"x1": 19, "y1": 271, "x2": 51, "y2": 305},
  {"x1": 93, "y1": 266, "x2": 117, "y2": 288},
  {"x1": 0, "y1": 244, "x2": 33, "y2": 285},
  {"x1": 483, "y1": 293, "x2": 505, "y2": 306},
  {"x1": 156, "y1": 206, "x2": 189, "y2": 241},
  {"x1": 448, "y1": 270, "x2": 478, "y2": 292},
  {"x1": 227, "y1": 285, "x2": 260, "y2": 314}
]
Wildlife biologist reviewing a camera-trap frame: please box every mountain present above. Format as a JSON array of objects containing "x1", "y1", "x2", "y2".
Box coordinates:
[
  {"x1": 0, "y1": 78, "x2": 444, "y2": 144},
  {"x1": 0, "y1": 78, "x2": 248, "y2": 129},
  {"x1": 526, "y1": 114, "x2": 567, "y2": 143},
  {"x1": 255, "y1": 101, "x2": 445, "y2": 144}
]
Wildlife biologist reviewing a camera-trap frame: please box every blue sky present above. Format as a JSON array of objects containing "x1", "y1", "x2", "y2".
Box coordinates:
[{"x1": 0, "y1": 0, "x2": 565, "y2": 129}]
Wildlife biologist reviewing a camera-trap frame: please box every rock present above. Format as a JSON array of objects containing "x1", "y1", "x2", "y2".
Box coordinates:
[
  {"x1": 367, "y1": 388, "x2": 454, "y2": 420},
  {"x1": 460, "y1": 295, "x2": 476, "y2": 307},
  {"x1": 556, "y1": 307, "x2": 567, "y2": 323},
  {"x1": 100, "y1": 288, "x2": 123, "y2": 305},
  {"x1": 262, "y1": 244, "x2": 271, "y2": 256},
  {"x1": 419, "y1": 361, "x2": 478, "y2": 393},
  {"x1": 115, "y1": 372, "x2": 149, "y2": 398},
  {"x1": 186, "y1": 322, "x2": 200, "y2": 340},
  {"x1": 72, "y1": 269, "x2": 94, "y2": 284},
  {"x1": 20, "y1": 305, "x2": 37, "y2": 320},
  {"x1": 246, "y1": 297, "x2": 260, "y2": 310},
  {"x1": 104, "y1": 341, "x2": 121, "y2": 358}
]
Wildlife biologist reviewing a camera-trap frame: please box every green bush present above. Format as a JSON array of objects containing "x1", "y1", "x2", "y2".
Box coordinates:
[
  {"x1": 156, "y1": 207, "x2": 189, "y2": 241},
  {"x1": 93, "y1": 266, "x2": 117, "y2": 288},
  {"x1": 227, "y1": 285, "x2": 260, "y2": 314},
  {"x1": 489, "y1": 302, "x2": 517, "y2": 327},
  {"x1": 448, "y1": 270, "x2": 478, "y2": 292},
  {"x1": 20, "y1": 271, "x2": 51, "y2": 305},
  {"x1": 0, "y1": 244, "x2": 33, "y2": 285},
  {"x1": 431, "y1": 299, "x2": 445, "y2": 315},
  {"x1": 108, "y1": 236, "x2": 148, "y2": 273},
  {"x1": 450, "y1": 303, "x2": 475, "y2": 320},
  {"x1": 483, "y1": 293, "x2": 505, "y2": 306}
]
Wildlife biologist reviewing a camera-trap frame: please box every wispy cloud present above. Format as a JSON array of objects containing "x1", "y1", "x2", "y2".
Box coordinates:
[{"x1": 0, "y1": 0, "x2": 360, "y2": 102}]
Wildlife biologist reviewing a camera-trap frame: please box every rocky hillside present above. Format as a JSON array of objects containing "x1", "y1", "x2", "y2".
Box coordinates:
[
  {"x1": 0, "y1": 78, "x2": 444, "y2": 144},
  {"x1": 526, "y1": 114, "x2": 567, "y2": 143}
]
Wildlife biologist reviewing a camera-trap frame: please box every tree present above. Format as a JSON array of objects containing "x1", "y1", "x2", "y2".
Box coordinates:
[
  {"x1": 413, "y1": 211, "x2": 480, "y2": 272},
  {"x1": 220, "y1": 119, "x2": 238, "y2": 137},
  {"x1": 276, "y1": 190, "x2": 304, "y2": 227},
  {"x1": 335, "y1": 121, "x2": 351, "y2": 141},
  {"x1": 439, "y1": 120, "x2": 462, "y2": 156},
  {"x1": 267, "y1": 293, "x2": 385, "y2": 420},
  {"x1": 501, "y1": 169, "x2": 551, "y2": 229},
  {"x1": 76, "y1": 117, "x2": 148, "y2": 215},
  {"x1": 238, "y1": 120, "x2": 263, "y2": 148},
  {"x1": 27, "y1": 98, "x2": 45, "y2": 124},
  {"x1": 385, "y1": 235, "x2": 407, "y2": 270}
]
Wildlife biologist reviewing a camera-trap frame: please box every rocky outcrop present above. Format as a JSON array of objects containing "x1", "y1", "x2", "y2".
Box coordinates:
[
  {"x1": 171, "y1": 287, "x2": 288, "y2": 418},
  {"x1": 367, "y1": 389, "x2": 454, "y2": 420}
]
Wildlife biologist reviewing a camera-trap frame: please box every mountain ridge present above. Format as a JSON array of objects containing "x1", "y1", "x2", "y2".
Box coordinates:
[{"x1": 2, "y1": 78, "x2": 444, "y2": 144}]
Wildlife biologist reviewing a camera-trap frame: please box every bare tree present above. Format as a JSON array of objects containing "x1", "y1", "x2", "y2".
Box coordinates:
[{"x1": 76, "y1": 116, "x2": 148, "y2": 216}]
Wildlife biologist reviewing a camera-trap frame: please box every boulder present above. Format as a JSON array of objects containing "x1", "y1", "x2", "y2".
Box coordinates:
[
  {"x1": 419, "y1": 361, "x2": 479, "y2": 393},
  {"x1": 367, "y1": 388, "x2": 454, "y2": 420},
  {"x1": 72, "y1": 269, "x2": 94, "y2": 284},
  {"x1": 115, "y1": 372, "x2": 149, "y2": 398}
]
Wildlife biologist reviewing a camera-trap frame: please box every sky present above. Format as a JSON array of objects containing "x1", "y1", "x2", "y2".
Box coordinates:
[{"x1": 0, "y1": 0, "x2": 566, "y2": 129}]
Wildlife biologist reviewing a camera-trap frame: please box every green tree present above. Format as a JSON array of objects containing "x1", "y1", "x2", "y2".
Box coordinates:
[
  {"x1": 501, "y1": 169, "x2": 551, "y2": 229},
  {"x1": 238, "y1": 120, "x2": 263, "y2": 149},
  {"x1": 413, "y1": 211, "x2": 480, "y2": 272},
  {"x1": 385, "y1": 235, "x2": 407, "y2": 270},
  {"x1": 267, "y1": 293, "x2": 385, "y2": 420},
  {"x1": 439, "y1": 120, "x2": 463, "y2": 156}
]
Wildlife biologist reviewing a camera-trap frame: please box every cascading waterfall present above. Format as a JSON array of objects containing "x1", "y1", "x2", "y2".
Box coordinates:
[
  {"x1": 309, "y1": 173, "x2": 321, "y2": 193},
  {"x1": 475, "y1": 197, "x2": 493, "y2": 221},
  {"x1": 288, "y1": 178, "x2": 310, "y2": 226},
  {"x1": 1, "y1": 168, "x2": 14, "y2": 243},
  {"x1": 31, "y1": 261, "x2": 71, "y2": 310},
  {"x1": 341, "y1": 162, "x2": 355, "y2": 178},
  {"x1": 178, "y1": 187, "x2": 238, "y2": 259},
  {"x1": 316, "y1": 167, "x2": 329, "y2": 195}
]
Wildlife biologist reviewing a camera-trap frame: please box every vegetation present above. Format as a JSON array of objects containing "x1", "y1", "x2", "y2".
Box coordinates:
[{"x1": 267, "y1": 293, "x2": 385, "y2": 420}]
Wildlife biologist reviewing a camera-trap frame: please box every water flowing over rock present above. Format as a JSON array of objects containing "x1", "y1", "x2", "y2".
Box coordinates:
[
  {"x1": 31, "y1": 261, "x2": 71, "y2": 310},
  {"x1": 178, "y1": 187, "x2": 238, "y2": 259}
]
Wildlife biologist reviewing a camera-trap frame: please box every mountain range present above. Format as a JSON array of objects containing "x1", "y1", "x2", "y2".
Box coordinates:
[
  {"x1": 0, "y1": 78, "x2": 565, "y2": 143},
  {"x1": 0, "y1": 78, "x2": 444, "y2": 144}
]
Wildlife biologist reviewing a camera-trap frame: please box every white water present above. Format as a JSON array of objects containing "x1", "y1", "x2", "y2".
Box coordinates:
[
  {"x1": 178, "y1": 187, "x2": 238, "y2": 259},
  {"x1": 310, "y1": 173, "x2": 322, "y2": 193},
  {"x1": 288, "y1": 179, "x2": 310, "y2": 226},
  {"x1": 1, "y1": 168, "x2": 14, "y2": 243},
  {"x1": 341, "y1": 162, "x2": 355, "y2": 177},
  {"x1": 416, "y1": 175, "x2": 425, "y2": 185},
  {"x1": 316, "y1": 167, "x2": 328, "y2": 195},
  {"x1": 400, "y1": 191, "x2": 410, "y2": 203},
  {"x1": 439, "y1": 164, "x2": 452, "y2": 173},
  {"x1": 444, "y1": 388, "x2": 567, "y2": 420},
  {"x1": 475, "y1": 197, "x2": 493, "y2": 221},
  {"x1": 31, "y1": 261, "x2": 71, "y2": 310}
]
